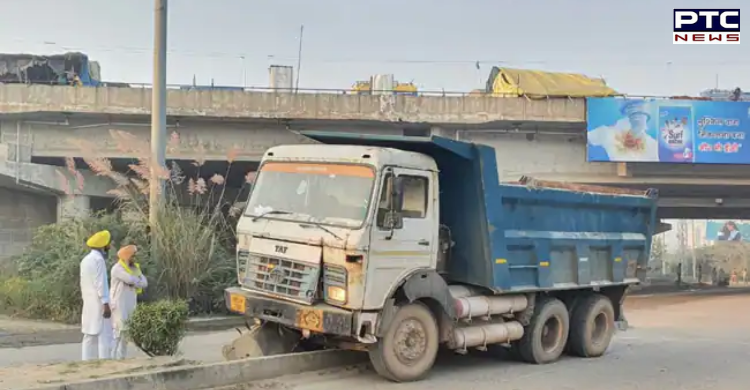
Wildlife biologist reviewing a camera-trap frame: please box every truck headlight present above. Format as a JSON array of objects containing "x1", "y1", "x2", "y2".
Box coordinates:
[
  {"x1": 323, "y1": 264, "x2": 347, "y2": 304},
  {"x1": 326, "y1": 286, "x2": 347, "y2": 302}
]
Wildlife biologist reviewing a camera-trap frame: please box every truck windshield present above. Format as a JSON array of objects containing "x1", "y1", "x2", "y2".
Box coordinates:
[{"x1": 244, "y1": 162, "x2": 375, "y2": 228}]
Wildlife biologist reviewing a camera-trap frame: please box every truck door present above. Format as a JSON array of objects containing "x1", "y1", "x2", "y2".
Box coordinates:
[{"x1": 364, "y1": 167, "x2": 437, "y2": 309}]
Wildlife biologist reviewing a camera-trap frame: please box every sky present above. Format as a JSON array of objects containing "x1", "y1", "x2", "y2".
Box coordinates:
[{"x1": 0, "y1": 0, "x2": 747, "y2": 96}]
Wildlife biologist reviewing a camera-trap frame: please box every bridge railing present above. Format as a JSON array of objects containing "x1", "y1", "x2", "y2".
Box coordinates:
[
  {"x1": 113, "y1": 83, "x2": 702, "y2": 100},
  {"x1": 3, "y1": 80, "x2": 700, "y2": 100},
  {"x1": 116, "y1": 82, "x2": 475, "y2": 97}
]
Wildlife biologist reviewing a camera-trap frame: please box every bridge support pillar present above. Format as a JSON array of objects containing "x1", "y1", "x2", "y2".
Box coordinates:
[{"x1": 57, "y1": 194, "x2": 91, "y2": 221}]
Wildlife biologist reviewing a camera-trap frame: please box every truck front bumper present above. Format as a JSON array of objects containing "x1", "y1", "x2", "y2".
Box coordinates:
[{"x1": 224, "y1": 287, "x2": 354, "y2": 337}]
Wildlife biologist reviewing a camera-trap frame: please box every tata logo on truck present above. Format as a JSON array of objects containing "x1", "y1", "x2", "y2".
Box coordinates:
[{"x1": 673, "y1": 9, "x2": 740, "y2": 44}]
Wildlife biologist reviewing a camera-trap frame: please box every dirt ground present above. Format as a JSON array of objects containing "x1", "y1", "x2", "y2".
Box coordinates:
[
  {"x1": 0, "y1": 357, "x2": 194, "y2": 390},
  {"x1": 222, "y1": 291, "x2": 750, "y2": 390}
]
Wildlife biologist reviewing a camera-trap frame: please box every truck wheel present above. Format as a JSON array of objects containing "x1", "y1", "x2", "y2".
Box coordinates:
[
  {"x1": 368, "y1": 302, "x2": 439, "y2": 382},
  {"x1": 567, "y1": 294, "x2": 615, "y2": 358},
  {"x1": 517, "y1": 297, "x2": 569, "y2": 364}
]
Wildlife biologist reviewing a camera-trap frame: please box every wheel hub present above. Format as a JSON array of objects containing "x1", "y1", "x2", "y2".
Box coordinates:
[
  {"x1": 541, "y1": 315, "x2": 563, "y2": 353},
  {"x1": 394, "y1": 319, "x2": 427, "y2": 365},
  {"x1": 591, "y1": 312, "x2": 610, "y2": 345}
]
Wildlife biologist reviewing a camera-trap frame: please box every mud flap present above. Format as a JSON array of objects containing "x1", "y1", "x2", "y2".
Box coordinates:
[
  {"x1": 222, "y1": 322, "x2": 300, "y2": 361},
  {"x1": 615, "y1": 316, "x2": 629, "y2": 332}
]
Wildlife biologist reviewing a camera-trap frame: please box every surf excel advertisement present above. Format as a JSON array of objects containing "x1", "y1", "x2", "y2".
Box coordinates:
[{"x1": 586, "y1": 97, "x2": 750, "y2": 164}]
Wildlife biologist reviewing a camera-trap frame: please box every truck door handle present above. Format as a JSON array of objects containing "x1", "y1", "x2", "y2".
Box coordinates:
[{"x1": 418, "y1": 239, "x2": 430, "y2": 246}]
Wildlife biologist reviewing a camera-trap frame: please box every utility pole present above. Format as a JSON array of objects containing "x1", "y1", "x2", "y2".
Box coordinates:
[
  {"x1": 676, "y1": 220, "x2": 687, "y2": 281},
  {"x1": 240, "y1": 56, "x2": 246, "y2": 88},
  {"x1": 295, "y1": 25, "x2": 304, "y2": 93},
  {"x1": 691, "y1": 219, "x2": 697, "y2": 278},
  {"x1": 149, "y1": 0, "x2": 168, "y2": 231}
]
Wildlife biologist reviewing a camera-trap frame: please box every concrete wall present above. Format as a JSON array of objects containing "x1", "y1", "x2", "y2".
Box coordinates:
[
  {"x1": 0, "y1": 186, "x2": 56, "y2": 260},
  {"x1": 0, "y1": 84, "x2": 586, "y2": 124},
  {"x1": 18, "y1": 118, "x2": 410, "y2": 162},
  {"x1": 460, "y1": 131, "x2": 750, "y2": 186},
  {"x1": 465, "y1": 131, "x2": 617, "y2": 183},
  {"x1": 23, "y1": 119, "x2": 314, "y2": 161},
  {"x1": 1, "y1": 120, "x2": 115, "y2": 196},
  {"x1": 22, "y1": 115, "x2": 750, "y2": 187}
]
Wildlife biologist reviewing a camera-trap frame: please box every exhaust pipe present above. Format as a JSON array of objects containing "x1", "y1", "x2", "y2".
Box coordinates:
[{"x1": 454, "y1": 295, "x2": 528, "y2": 319}]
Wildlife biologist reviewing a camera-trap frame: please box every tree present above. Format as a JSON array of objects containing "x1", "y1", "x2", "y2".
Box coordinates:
[
  {"x1": 650, "y1": 235, "x2": 667, "y2": 273},
  {"x1": 695, "y1": 242, "x2": 750, "y2": 273}
]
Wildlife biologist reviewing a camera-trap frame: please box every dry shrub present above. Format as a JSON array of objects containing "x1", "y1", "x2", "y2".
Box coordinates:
[
  {"x1": 695, "y1": 242, "x2": 750, "y2": 273},
  {"x1": 1, "y1": 130, "x2": 256, "y2": 321}
]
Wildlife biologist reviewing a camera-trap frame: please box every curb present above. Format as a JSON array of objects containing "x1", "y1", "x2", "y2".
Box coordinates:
[
  {"x1": 25, "y1": 350, "x2": 368, "y2": 390},
  {"x1": 0, "y1": 316, "x2": 246, "y2": 349}
]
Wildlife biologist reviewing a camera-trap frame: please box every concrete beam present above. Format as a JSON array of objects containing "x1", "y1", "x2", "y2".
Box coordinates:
[
  {"x1": 0, "y1": 84, "x2": 586, "y2": 125},
  {"x1": 659, "y1": 197, "x2": 750, "y2": 208},
  {"x1": 24, "y1": 120, "x2": 315, "y2": 161},
  {"x1": 659, "y1": 207, "x2": 750, "y2": 219},
  {"x1": 0, "y1": 148, "x2": 114, "y2": 197}
]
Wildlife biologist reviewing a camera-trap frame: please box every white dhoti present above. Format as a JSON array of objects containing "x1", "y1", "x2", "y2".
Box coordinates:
[
  {"x1": 109, "y1": 259, "x2": 148, "y2": 360},
  {"x1": 82, "y1": 318, "x2": 113, "y2": 360},
  {"x1": 111, "y1": 324, "x2": 129, "y2": 359}
]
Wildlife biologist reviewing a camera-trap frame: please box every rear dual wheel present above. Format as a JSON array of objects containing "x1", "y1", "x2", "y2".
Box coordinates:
[
  {"x1": 567, "y1": 294, "x2": 615, "y2": 358},
  {"x1": 515, "y1": 297, "x2": 570, "y2": 364},
  {"x1": 513, "y1": 294, "x2": 615, "y2": 364}
]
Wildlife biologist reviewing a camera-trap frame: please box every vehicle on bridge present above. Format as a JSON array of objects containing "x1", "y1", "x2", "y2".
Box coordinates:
[
  {"x1": 223, "y1": 132, "x2": 658, "y2": 382},
  {"x1": 0, "y1": 52, "x2": 100, "y2": 86}
]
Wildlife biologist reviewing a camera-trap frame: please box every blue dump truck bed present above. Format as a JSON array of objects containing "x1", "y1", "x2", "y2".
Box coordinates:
[{"x1": 301, "y1": 131, "x2": 658, "y2": 294}]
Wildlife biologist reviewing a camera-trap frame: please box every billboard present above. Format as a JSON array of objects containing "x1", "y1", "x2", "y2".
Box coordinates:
[
  {"x1": 587, "y1": 97, "x2": 750, "y2": 163},
  {"x1": 705, "y1": 220, "x2": 750, "y2": 242}
]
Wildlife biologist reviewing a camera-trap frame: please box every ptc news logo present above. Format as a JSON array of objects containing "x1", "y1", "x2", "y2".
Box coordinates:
[{"x1": 673, "y1": 9, "x2": 740, "y2": 44}]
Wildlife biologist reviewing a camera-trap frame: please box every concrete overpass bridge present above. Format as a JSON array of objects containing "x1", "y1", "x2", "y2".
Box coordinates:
[{"x1": 1, "y1": 83, "x2": 749, "y2": 258}]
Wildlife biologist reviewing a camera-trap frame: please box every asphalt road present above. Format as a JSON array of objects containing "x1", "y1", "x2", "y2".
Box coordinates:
[
  {"x1": 218, "y1": 292, "x2": 750, "y2": 390},
  {"x1": 0, "y1": 328, "x2": 239, "y2": 367}
]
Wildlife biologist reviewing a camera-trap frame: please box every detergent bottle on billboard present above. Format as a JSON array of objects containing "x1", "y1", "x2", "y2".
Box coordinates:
[{"x1": 657, "y1": 104, "x2": 694, "y2": 163}]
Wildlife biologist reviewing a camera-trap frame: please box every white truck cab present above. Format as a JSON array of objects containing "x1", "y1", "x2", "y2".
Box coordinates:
[{"x1": 230, "y1": 143, "x2": 440, "y2": 340}]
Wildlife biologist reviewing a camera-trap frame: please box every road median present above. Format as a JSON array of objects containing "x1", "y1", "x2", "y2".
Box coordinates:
[{"x1": 23, "y1": 350, "x2": 367, "y2": 390}]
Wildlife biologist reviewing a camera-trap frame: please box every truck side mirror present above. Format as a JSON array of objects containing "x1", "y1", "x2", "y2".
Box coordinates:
[
  {"x1": 384, "y1": 211, "x2": 403, "y2": 232},
  {"x1": 382, "y1": 175, "x2": 405, "y2": 235},
  {"x1": 391, "y1": 176, "x2": 405, "y2": 212}
]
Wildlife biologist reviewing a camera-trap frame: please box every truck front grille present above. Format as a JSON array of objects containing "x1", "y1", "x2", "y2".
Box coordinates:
[
  {"x1": 240, "y1": 250, "x2": 320, "y2": 304},
  {"x1": 237, "y1": 250, "x2": 250, "y2": 284}
]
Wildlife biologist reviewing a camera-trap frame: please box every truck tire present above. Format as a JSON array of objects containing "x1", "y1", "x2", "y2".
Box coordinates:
[
  {"x1": 567, "y1": 294, "x2": 615, "y2": 358},
  {"x1": 369, "y1": 302, "x2": 439, "y2": 382},
  {"x1": 516, "y1": 297, "x2": 569, "y2": 364}
]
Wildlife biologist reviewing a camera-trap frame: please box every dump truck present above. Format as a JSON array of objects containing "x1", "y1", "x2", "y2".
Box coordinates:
[{"x1": 224, "y1": 132, "x2": 658, "y2": 382}]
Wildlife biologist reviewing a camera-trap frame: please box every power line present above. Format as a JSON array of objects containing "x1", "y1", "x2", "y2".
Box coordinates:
[{"x1": 7, "y1": 38, "x2": 750, "y2": 67}]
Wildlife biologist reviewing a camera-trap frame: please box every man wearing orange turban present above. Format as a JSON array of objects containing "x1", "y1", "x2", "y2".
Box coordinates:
[{"x1": 109, "y1": 244, "x2": 148, "y2": 359}]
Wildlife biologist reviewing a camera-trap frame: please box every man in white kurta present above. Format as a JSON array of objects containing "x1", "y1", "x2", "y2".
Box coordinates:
[
  {"x1": 110, "y1": 245, "x2": 148, "y2": 359},
  {"x1": 80, "y1": 230, "x2": 113, "y2": 360}
]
